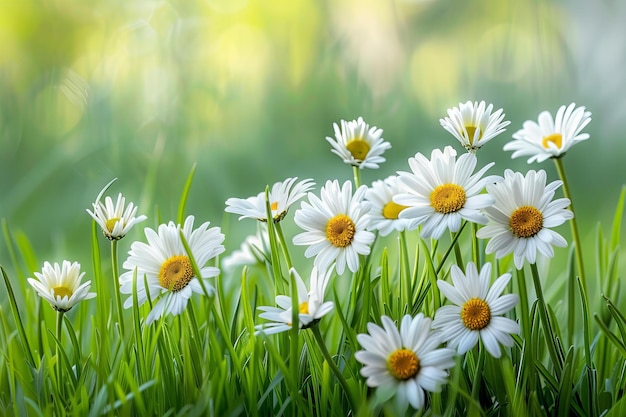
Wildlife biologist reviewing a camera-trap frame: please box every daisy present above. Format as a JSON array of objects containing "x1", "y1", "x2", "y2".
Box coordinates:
[
  {"x1": 476, "y1": 169, "x2": 573, "y2": 269},
  {"x1": 119, "y1": 215, "x2": 225, "y2": 325},
  {"x1": 28, "y1": 261, "x2": 96, "y2": 312},
  {"x1": 503, "y1": 103, "x2": 592, "y2": 163},
  {"x1": 326, "y1": 117, "x2": 391, "y2": 169},
  {"x1": 432, "y1": 262, "x2": 519, "y2": 358},
  {"x1": 394, "y1": 146, "x2": 499, "y2": 239},
  {"x1": 440, "y1": 100, "x2": 510, "y2": 152},
  {"x1": 256, "y1": 267, "x2": 334, "y2": 335},
  {"x1": 354, "y1": 314, "x2": 456, "y2": 410},
  {"x1": 225, "y1": 177, "x2": 315, "y2": 223},
  {"x1": 363, "y1": 176, "x2": 412, "y2": 236},
  {"x1": 293, "y1": 180, "x2": 375, "y2": 275},
  {"x1": 222, "y1": 228, "x2": 270, "y2": 271},
  {"x1": 86, "y1": 178, "x2": 147, "y2": 240}
]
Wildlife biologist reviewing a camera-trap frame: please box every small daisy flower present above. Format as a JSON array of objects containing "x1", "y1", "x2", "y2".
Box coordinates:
[
  {"x1": 476, "y1": 169, "x2": 573, "y2": 269},
  {"x1": 503, "y1": 103, "x2": 592, "y2": 163},
  {"x1": 440, "y1": 100, "x2": 510, "y2": 152},
  {"x1": 225, "y1": 177, "x2": 315, "y2": 223},
  {"x1": 256, "y1": 267, "x2": 334, "y2": 335},
  {"x1": 119, "y1": 215, "x2": 225, "y2": 325},
  {"x1": 86, "y1": 178, "x2": 147, "y2": 240},
  {"x1": 355, "y1": 314, "x2": 456, "y2": 410},
  {"x1": 222, "y1": 229, "x2": 270, "y2": 271},
  {"x1": 433, "y1": 262, "x2": 519, "y2": 358},
  {"x1": 363, "y1": 176, "x2": 412, "y2": 236},
  {"x1": 326, "y1": 117, "x2": 391, "y2": 169},
  {"x1": 293, "y1": 180, "x2": 375, "y2": 275},
  {"x1": 28, "y1": 261, "x2": 96, "y2": 313},
  {"x1": 394, "y1": 146, "x2": 499, "y2": 239}
]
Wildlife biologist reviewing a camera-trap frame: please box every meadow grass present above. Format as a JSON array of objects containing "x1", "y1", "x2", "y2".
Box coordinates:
[{"x1": 1, "y1": 142, "x2": 626, "y2": 417}]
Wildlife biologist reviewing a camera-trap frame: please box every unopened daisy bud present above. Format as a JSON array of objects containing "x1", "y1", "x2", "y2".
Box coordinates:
[
  {"x1": 28, "y1": 261, "x2": 96, "y2": 313},
  {"x1": 440, "y1": 100, "x2": 510, "y2": 152},
  {"x1": 326, "y1": 117, "x2": 391, "y2": 169},
  {"x1": 86, "y1": 178, "x2": 147, "y2": 240}
]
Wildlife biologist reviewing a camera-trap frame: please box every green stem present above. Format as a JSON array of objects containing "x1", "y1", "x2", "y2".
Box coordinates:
[
  {"x1": 472, "y1": 222, "x2": 480, "y2": 267},
  {"x1": 529, "y1": 263, "x2": 562, "y2": 373},
  {"x1": 310, "y1": 325, "x2": 358, "y2": 413},
  {"x1": 515, "y1": 267, "x2": 534, "y2": 392},
  {"x1": 56, "y1": 310, "x2": 65, "y2": 392},
  {"x1": 274, "y1": 222, "x2": 293, "y2": 270},
  {"x1": 111, "y1": 240, "x2": 125, "y2": 336},
  {"x1": 470, "y1": 343, "x2": 485, "y2": 414},
  {"x1": 1, "y1": 266, "x2": 36, "y2": 366},
  {"x1": 352, "y1": 166, "x2": 362, "y2": 189},
  {"x1": 399, "y1": 230, "x2": 411, "y2": 308},
  {"x1": 553, "y1": 158, "x2": 586, "y2": 293}
]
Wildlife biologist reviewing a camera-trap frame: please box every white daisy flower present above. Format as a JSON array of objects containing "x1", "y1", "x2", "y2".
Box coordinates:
[
  {"x1": 354, "y1": 314, "x2": 456, "y2": 410},
  {"x1": 225, "y1": 177, "x2": 315, "y2": 223},
  {"x1": 433, "y1": 262, "x2": 519, "y2": 358},
  {"x1": 119, "y1": 215, "x2": 225, "y2": 325},
  {"x1": 503, "y1": 103, "x2": 592, "y2": 163},
  {"x1": 86, "y1": 178, "x2": 147, "y2": 240},
  {"x1": 256, "y1": 267, "x2": 334, "y2": 335},
  {"x1": 28, "y1": 261, "x2": 96, "y2": 313},
  {"x1": 440, "y1": 100, "x2": 510, "y2": 152},
  {"x1": 293, "y1": 180, "x2": 375, "y2": 275},
  {"x1": 394, "y1": 146, "x2": 499, "y2": 239},
  {"x1": 363, "y1": 176, "x2": 412, "y2": 236},
  {"x1": 222, "y1": 229, "x2": 270, "y2": 271},
  {"x1": 476, "y1": 169, "x2": 573, "y2": 269},
  {"x1": 326, "y1": 117, "x2": 391, "y2": 169}
]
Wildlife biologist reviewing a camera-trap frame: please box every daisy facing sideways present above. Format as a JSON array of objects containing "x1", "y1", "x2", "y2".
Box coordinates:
[
  {"x1": 326, "y1": 117, "x2": 391, "y2": 169},
  {"x1": 86, "y1": 178, "x2": 147, "y2": 240},
  {"x1": 476, "y1": 169, "x2": 573, "y2": 269},
  {"x1": 363, "y1": 176, "x2": 412, "y2": 236},
  {"x1": 28, "y1": 261, "x2": 96, "y2": 313},
  {"x1": 119, "y1": 215, "x2": 225, "y2": 325},
  {"x1": 503, "y1": 103, "x2": 591, "y2": 163},
  {"x1": 432, "y1": 262, "x2": 519, "y2": 358},
  {"x1": 394, "y1": 146, "x2": 499, "y2": 239},
  {"x1": 440, "y1": 100, "x2": 510, "y2": 152},
  {"x1": 225, "y1": 177, "x2": 315, "y2": 223},
  {"x1": 256, "y1": 266, "x2": 334, "y2": 335},
  {"x1": 293, "y1": 180, "x2": 375, "y2": 275},
  {"x1": 355, "y1": 314, "x2": 456, "y2": 411}
]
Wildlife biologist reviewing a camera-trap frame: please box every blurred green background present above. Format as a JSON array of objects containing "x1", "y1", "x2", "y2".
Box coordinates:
[{"x1": 1, "y1": 0, "x2": 624, "y2": 269}]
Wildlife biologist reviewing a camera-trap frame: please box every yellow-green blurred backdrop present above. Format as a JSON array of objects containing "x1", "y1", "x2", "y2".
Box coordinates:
[{"x1": 1, "y1": 0, "x2": 624, "y2": 266}]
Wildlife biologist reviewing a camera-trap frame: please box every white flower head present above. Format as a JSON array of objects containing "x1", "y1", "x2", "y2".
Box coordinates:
[
  {"x1": 86, "y1": 178, "x2": 147, "y2": 240},
  {"x1": 433, "y1": 262, "x2": 520, "y2": 358},
  {"x1": 225, "y1": 177, "x2": 315, "y2": 223},
  {"x1": 503, "y1": 103, "x2": 592, "y2": 163},
  {"x1": 395, "y1": 146, "x2": 499, "y2": 239},
  {"x1": 119, "y1": 215, "x2": 225, "y2": 325},
  {"x1": 326, "y1": 117, "x2": 391, "y2": 169},
  {"x1": 440, "y1": 100, "x2": 510, "y2": 152},
  {"x1": 28, "y1": 261, "x2": 96, "y2": 313},
  {"x1": 363, "y1": 176, "x2": 412, "y2": 236},
  {"x1": 256, "y1": 266, "x2": 334, "y2": 335},
  {"x1": 222, "y1": 228, "x2": 270, "y2": 271},
  {"x1": 476, "y1": 169, "x2": 573, "y2": 269},
  {"x1": 293, "y1": 180, "x2": 375, "y2": 275},
  {"x1": 355, "y1": 314, "x2": 456, "y2": 410}
]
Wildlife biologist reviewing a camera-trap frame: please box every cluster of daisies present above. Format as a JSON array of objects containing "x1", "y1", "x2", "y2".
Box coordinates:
[{"x1": 25, "y1": 101, "x2": 591, "y2": 411}]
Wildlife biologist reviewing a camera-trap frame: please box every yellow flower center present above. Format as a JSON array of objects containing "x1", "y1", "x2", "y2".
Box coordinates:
[
  {"x1": 382, "y1": 201, "x2": 408, "y2": 219},
  {"x1": 270, "y1": 201, "x2": 279, "y2": 211},
  {"x1": 509, "y1": 205, "x2": 544, "y2": 238},
  {"x1": 346, "y1": 138, "x2": 370, "y2": 160},
  {"x1": 53, "y1": 286, "x2": 73, "y2": 299},
  {"x1": 461, "y1": 298, "x2": 491, "y2": 330},
  {"x1": 542, "y1": 133, "x2": 563, "y2": 149},
  {"x1": 387, "y1": 348, "x2": 420, "y2": 380},
  {"x1": 430, "y1": 184, "x2": 467, "y2": 214},
  {"x1": 299, "y1": 301, "x2": 309, "y2": 314},
  {"x1": 158, "y1": 255, "x2": 194, "y2": 292},
  {"x1": 105, "y1": 217, "x2": 121, "y2": 233},
  {"x1": 326, "y1": 215, "x2": 356, "y2": 248},
  {"x1": 465, "y1": 125, "x2": 481, "y2": 145}
]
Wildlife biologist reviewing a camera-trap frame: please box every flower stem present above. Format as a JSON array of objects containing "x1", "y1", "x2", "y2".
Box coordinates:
[
  {"x1": 56, "y1": 310, "x2": 65, "y2": 392},
  {"x1": 111, "y1": 240, "x2": 125, "y2": 336},
  {"x1": 274, "y1": 222, "x2": 293, "y2": 270},
  {"x1": 553, "y1": 157, "x2": 586, "y2": 293},
  {"x1": 352, "y1": 166, "x2": 362, "y2": 188},
  {"x1": 310, "y1": 325, "x2": 358, "y2": 413}
]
